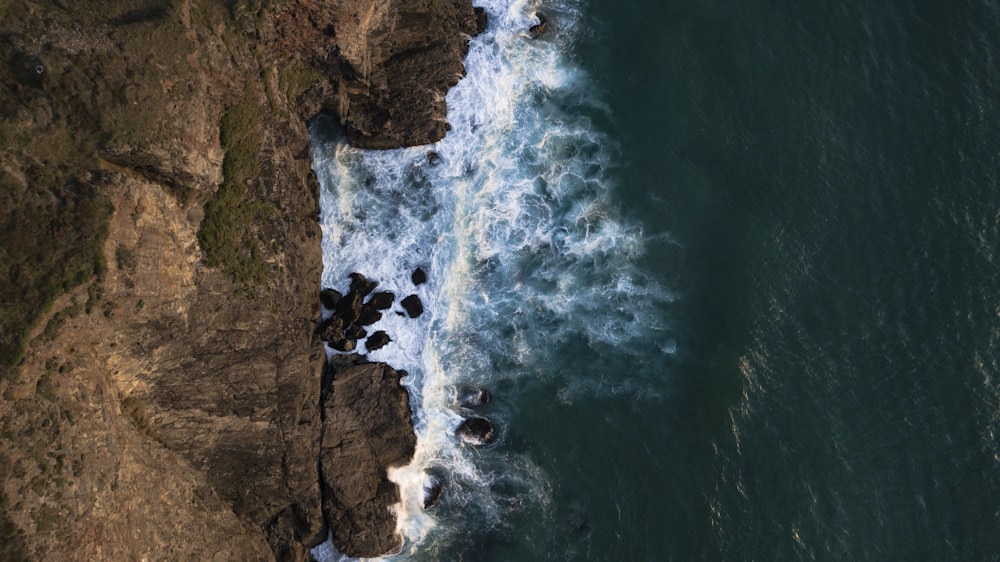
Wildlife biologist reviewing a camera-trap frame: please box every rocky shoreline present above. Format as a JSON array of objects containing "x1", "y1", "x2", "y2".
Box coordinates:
[{"x1": 0, "y1": 1, "x2": 483, "y2": 560}]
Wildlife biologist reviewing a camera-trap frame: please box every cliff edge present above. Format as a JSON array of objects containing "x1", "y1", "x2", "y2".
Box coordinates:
[{"x1": 0, "y1": 0, "x2": 478, "y2": 560}]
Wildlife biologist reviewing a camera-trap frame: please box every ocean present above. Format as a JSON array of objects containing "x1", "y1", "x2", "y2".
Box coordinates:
[{"x1": 310, "y1": 0, "x2": 1000, "y2": 560}]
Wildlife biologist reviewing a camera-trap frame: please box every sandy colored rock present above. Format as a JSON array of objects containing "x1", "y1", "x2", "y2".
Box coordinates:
[{"x1": 1, "y1": 0, "x2": 476, "y2": 559}]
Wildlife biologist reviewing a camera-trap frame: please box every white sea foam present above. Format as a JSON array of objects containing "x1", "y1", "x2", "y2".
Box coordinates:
[{"x1": 310, "y1": 1, "x2": 671, "y2": 558}]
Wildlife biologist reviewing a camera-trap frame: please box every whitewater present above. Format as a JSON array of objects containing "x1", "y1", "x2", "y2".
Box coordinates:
[{"x1": 310, "y1": 1, "x2": 672, "y2": 559}]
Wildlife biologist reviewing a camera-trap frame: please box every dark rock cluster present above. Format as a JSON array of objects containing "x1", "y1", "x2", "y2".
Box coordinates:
[
  {"x1": 318, "y1": 270, "x2": 429, "y2": 354},
  {"x1": 316, "y1": 272, "x2": 394, "y2": 353}
]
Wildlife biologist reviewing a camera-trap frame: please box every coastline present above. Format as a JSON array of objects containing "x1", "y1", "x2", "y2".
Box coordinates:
[{"x1": 0, "y1": 1, "x2": 477, "y2": 560}]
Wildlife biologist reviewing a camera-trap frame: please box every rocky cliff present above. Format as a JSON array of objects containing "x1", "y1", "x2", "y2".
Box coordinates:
[
  {"x1": 320, "y1": 357, "x2": 416, "y2": 558},
  {"x1": 0, "y1": 1, "x2": 478, "y2": 560}
]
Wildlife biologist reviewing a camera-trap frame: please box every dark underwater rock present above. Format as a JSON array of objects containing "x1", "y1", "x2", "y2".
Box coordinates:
[{"x1": 458, "y1": 387, "x2": 490, "y2": 407}]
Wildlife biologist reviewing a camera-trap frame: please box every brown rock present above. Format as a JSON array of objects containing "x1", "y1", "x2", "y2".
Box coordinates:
[
  {"x1": 335, "y1": 290, "x2": 365, "y2": 326},
  {"x1": 358, "y1": 306, "x2": 384, "y2": 327},
  {"x1": 317, "y1": 316, "x2": 345, "y2": 342},
  {"x1": 366, "y1": 291, "x2": 395, "y2": 310},
  {"x1": 320, "y1": 288, "x2": 343, "y2": 310},
  {"x1": 0, "y1": 0, "x2": 474, "y2": 559},
  {"x1": 366, "y1": 331, "x2": 392, "y2": 352},
  {"x1": 320, "y1": 358, "x2": 417, "y2": 558},
  {"x1": 345, "y1": 324, "x2": 368, "y2": 340},
  {"x1": 348, "y1": 272, "x2": 379, "y2": 297},
  {"x1": 456, "y1": 416, "x2": 496, "y2": 445},
  {"x1": 331, "y1": 338, "x2": 358, "y2": 353},
  {"x1": 327, "y1": 0, "x2": 483, "y2": 148},
  {"x1": 474, "y1": 7, "x2": 489, "y2": 36}
]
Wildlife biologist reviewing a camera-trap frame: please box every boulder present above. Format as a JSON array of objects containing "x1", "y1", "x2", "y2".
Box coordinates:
[
  {"x1": 320, "y1": 358, "x2": 416, "y2": 558},
  {"x1": 401, "y1": 294, "x2": 424, "y2": 318},
  {"x1": 320, "y1": 288, "x2": 342, "y2": 310},
  {"x1": 335, "y1": 290, "x2": 364, "y2": 325},
  {"x1": 423, "y1": 474, "x2": 444, "y2": 510},
  {"x1": 529, "y1": 13, "x2": 549, "y2": 38},
  {"x1": 330, "y1": 338, "x2": 357, "y2": 353},
  {"x1": 456, "y1": 416, "x2": 495, "y2": 445},
  {"x1": 458, "y1": 387, "x2": 490, "y2": 407},
  {"x1": 345, "y1": 325, "x2": 367, "y2": 341},
  {"x1": 474, "y1": 7, "x2": 489, "y2": 36},
  {"x1": 366, "y1": 291, "x2": 395, "y2": 310},
  {"x1": 348, "y1": 272, "x2": 379, "y2": 296},
  {"x1": 316, "y1": 317, "x2": 345, "y2": 343},
  {"x1": 411, "y1": 267, "x2": 427, "y2": 286},
  {"x1": 357, "y1": 307, "x2": 383, "y2": 326},
  {"x1": 365, "y1": 331, "x2": 392, "y2": 352}
]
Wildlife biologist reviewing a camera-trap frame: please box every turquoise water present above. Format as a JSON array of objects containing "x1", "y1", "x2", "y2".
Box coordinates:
[{"x1": 312, "y1": 1, "x2": 1000, "y2": 560}]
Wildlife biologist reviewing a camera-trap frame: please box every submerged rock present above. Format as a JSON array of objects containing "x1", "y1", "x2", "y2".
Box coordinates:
[
  {"x1": 456, "y1": 416, "x2": 495, "y2": 445},
  {"x1": 411, "y1": 267, "x2": 427, "y2": 286},
  {"x1": 458, "y1": 387, "x2": 491, "y2": 407},
  {"x1": 335, "y1": 290, "x2": 364, "y2": 325},
  {"x1": 423, "y1": 474, "x2": 445, "y2": 510},
  {"x1": 366, "y1": 331, "x2": 392, "y2": 352},
  {"x1": 401, "y1": 294, "x2": 424, "y2": 318},
  {"x1": 330, "y1": 338, "x2": 357, "y2": 353},
  {"x1": 529, "y1": 13, "x2": 550, "y2": 38}
]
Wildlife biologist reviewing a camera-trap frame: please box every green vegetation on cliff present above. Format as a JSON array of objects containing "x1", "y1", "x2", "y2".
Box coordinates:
[
  {"x1": 0, "y1": 167, "x2": 112, "y2": 379},
  {"x1": 197, "y1": 93, "x2": 273, "y2": 287}
]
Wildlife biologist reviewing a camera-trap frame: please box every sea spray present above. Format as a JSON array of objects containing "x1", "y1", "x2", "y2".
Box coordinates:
[{"x1": 310, "y1": 1, "x2": 672, "y2": 559}]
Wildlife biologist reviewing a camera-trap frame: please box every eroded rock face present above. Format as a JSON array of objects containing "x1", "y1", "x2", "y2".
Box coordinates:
[
  {"x1": 1, "y1": 0, "x2": 476, "y2": 559},
  {"x1": 326, "y1": 0, "x2": 483, "y2": 148},
  {"x1": 320, "y1": 357, "x2": 417, "y2": 558}
]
